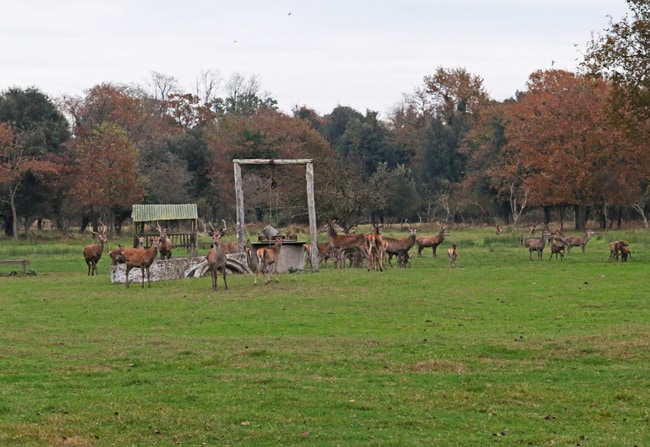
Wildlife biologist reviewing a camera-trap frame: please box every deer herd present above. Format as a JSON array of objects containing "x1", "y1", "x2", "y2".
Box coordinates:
[{"x1": 83, "y1": 220, "x2": 634, "y2": 291}]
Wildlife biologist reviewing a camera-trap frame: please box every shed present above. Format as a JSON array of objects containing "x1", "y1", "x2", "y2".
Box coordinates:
[{"x1": 131, "y1": 204, "x2": 198, "y2": 256}]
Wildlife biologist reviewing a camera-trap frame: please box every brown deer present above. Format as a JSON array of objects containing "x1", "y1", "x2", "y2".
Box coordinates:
[
  {"x1": 447, "y1": 244, "x2": 458, "y2": 267},
  {"x1": 416, "y1": 226, "x2": 450, "y2": 257},
  {"x1": 609, "y1": 240, "x2": 630, "y2": 262},
  {"x1": 207, "y1": 227, "x2": 228, "y2": 291},
  {"x1": 304, "y1": 242, "x2": 332, "y2": 268},
  {"x1": 526, "y1": 230, "x2": 551, "y2": 261},
  {"x1": 109, "y1": 245, "x2": 126, "y2": 265},
  {"x1": 123, "y1": 237, "x2": 160, "y2": 288},
  {"x1": 548, "y1": 235, "x2": 568, "y2": 261},
  {"x1": 255, "y1": 236, "x2": 282, "y2": 285},
  {"x1": 495, "y1": 224, "x2": 502, "y2": 236},
  {"x1": 217, "y1": 220, "x2": 240, "y2": 254},
  {"x1": 83, "y1": 224, "x2": 108, "y2": 276},
  {"x1": 156, "y1": 222, "x2": 173, "y2": 259},
  {"x1": 383, "y1": 227, "x2": 418, "y2": 267},
  {"x1": 324, "y1": 220, "x2": 368, "y2": 268},
  {"x1": 566, "y1": 229, "x2": 595, "y2": 254},
  {"x1": 365, "y1": 223, "x2": 385, "y2": 271}
]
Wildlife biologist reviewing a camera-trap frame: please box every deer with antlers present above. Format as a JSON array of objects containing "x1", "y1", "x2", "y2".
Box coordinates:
[
  {"x1": 207, "y1": 226, "x2": 228, "y2": 291},
  {"x1": 254, "y1": 236, "x2": 283, "y2": 285},
  {"x1": 83, "y1": 223, "x2": 108, "y2": 276},
  {"x1": 156, "y1": 222, "x2": 173, "y2": 260},
  {"x1": 324, "y1": 220, "x2": 368, "y2": 269}
]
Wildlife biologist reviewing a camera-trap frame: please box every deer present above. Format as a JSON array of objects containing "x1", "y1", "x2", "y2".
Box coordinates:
[
  {"x1": 254, "y1": 236, "x2": 282, "y2": 285},
  {"x1": 548, "y1": 234, "x2": 568, "y2": 261},
  {"x1": 416, "y1": 226, "x2": 450, "y2": 257},
  {"x1": 447, "y1": 244, "x2": 458, "y2": 267},
  {"x1": 207, "y1": 226, "x2": 228, "y2": 291},
  {"x1": 304, "y1": 242, "x2": 332, "y2": 268},
  {"x1": 609, "y1": 240, "x2": 630, "y2": 262},
  {"x1": 383, "y1": 227, "x2": 418, "y2": 267},
  {"x1": 83, "y1": 224, "x2": 108, "y2": 276},
  {"x1": 526, "y1": 229, "x2": 551, "y2": 261},
  {"x1": 365, "y1": 223, "x2": 385, "y2": 271},
  {"x1": 566, "y1": 229, "x2": 595, "y2": 254},
  {"x1": 156, "y1": 222, "x2": 173, "y2": 260},
  {"x1": 495, "y1": 224, "x2": 502, "y2": 236},
  {"x1": 109, "y1": 245, "x2": 126, "y2": 265},
  {"x1": 123, "y1": 237, "x2": 160, "y2": 288},
  {"x1": 217, "y1": 219, "x2": 240, "y2": 254},
  {"x1": 324, "y1": 220, "x2": 368, "y2": 269}
]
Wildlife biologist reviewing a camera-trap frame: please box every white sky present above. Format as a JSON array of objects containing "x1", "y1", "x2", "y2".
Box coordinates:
[{"x1": 2, "y1": 0, "x2": 629, "y2": 116}]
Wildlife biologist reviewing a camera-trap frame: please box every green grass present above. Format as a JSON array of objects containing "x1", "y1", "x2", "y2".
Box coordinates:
[{"x1": 0, "y1": 228, "x2": 649, "y2": 446}]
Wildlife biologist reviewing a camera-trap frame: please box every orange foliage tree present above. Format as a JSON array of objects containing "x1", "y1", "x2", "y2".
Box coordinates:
[
  {"x1": 65, "y1": 122, "x2": 145, "y2": 230},
  {"x1": 494, "y1": 70, "x2": 650, "y2": 229}
]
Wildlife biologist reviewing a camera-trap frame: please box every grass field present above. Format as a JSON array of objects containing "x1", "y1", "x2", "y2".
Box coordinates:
[{"x1": 0, "y1": 227, "x2": 649, "y2": 446}]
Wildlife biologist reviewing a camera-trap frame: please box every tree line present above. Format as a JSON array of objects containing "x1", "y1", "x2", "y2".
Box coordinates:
[{"x1": 1, "y1": 0, "x2": 648, "y2": 238}]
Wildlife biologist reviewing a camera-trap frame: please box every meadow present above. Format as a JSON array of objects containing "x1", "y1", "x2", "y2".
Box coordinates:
[{"x1": 0, "y1": 226, "x2": 648, "y2": 446}]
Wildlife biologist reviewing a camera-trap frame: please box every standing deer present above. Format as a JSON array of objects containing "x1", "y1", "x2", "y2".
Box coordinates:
[
  {"x1": 548, "y1": 235, "x2": 568, "y2": 261},
  {"x1": 156, "y1": 223, "x2": 173, "y2": 259},
  {"x1": 324, "y1": 220, "x2": 368, "y2": 268},
  {"x1": 526, "y1": 230, "x2": 551, "y2": 261},
  {"x1": 207, "y1": 227, "x2": 228, "y2": 291},
  {"x1": 566, "y1": 229, "x2": 595, "y2": 253},
  {"x1": 447, "y1": 244, "x2": 458, "y2": 267},
  {"x1": 495, "y1": 224, "x2": 502, "y2": 236},
  {"x1": 255, "y1": 236, "x2": 283, "y2": 285},
  {"x1": 365, "y1": 223, "x2": 385, "y2": 271},
  {"x1": 83, "y1": 224, "x2": 108, "y2": 276},
  {"x1": 383, "y1": 227, "x2": 418, "y2": 267},
  {"x1": 609, "y1": 240, "x2": 630, "y2": 262},
  {"x1": 123, "y1": 237, "x2": 160, "y2": 288},
  {"x1": 416, "y1": 226, "x2": 450, "y2": 257}
]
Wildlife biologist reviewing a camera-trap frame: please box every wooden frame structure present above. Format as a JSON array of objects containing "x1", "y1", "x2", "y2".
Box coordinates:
[
  {"x1": 233, "y1": 159, "x2": 320, "y2": 271},
  {"x1": 131, "y1": 204, "x2": 199, "y2": 256}
]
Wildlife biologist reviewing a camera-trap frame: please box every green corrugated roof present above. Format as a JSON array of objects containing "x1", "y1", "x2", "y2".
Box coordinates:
[{"x1": 131, "y1": 204, "x2": 198, "y2": 222}]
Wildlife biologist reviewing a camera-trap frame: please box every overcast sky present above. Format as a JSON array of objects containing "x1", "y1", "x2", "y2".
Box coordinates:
[{"x1": 3, "y1": 0, "x2": 629, "y2": 116}]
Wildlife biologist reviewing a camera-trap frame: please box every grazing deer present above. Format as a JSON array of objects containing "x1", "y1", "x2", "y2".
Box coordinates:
[
  {"x1": 526, "y1": 230, "x2": 550, "y2": 261},
  {"x1": 109, "y1": 245, "x2": 126, "y2": 265},
  {"x1": 83, "y1": 224, "x2": 108, "y2": 276},
  {"x1": 416, "y1": 226, "x2": 450, "y2": 257},
  {"x1": 156, "y1": 222, "x2": 173, "y2": 259},
  {"x1": 207, "y1": 227, "x2": 228, "y2": 291},
  {"x1": 383, "y1": 227, "x2": 418, "y2": 267},
  {"x1": 397, "y1": 252, "x2": 412, "y2": 268},
  {"x1": 609, "y1": 240, "x2": 630, "y2": 262},
  {"x1": 447, "y1": 244, "x2": 458, "y2": 267},
  {"x1": 254, "y1": 236, "x2": 283, "y2": 285},
  {"x1": 566, "y1": 229, "x2": 595, "y2": 254},
  {"x1": 123, "y1": 237, "x2": 160, "y2": 288},
  {"x1": 324, "y1": 220, "x2": 368, "y2": 268},
  {"x1": 620, "y1": 244, "x2": 631, "y2": 262}
]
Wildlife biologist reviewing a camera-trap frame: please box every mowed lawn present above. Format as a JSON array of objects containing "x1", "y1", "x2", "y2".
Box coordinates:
[{"x1": 0, "y1": 228, "x2": 648, "y2": 446}]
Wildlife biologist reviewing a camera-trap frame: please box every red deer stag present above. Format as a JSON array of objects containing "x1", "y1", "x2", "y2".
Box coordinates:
[
  {"x1": 566, "y1": 229, "x2": 595, "y2": 254},
  {"x1": 83, "y1": 224, "x2": 108, "y2": 276},
  {"x1": 324, "y1": 221, "x2": 368, "y2": 269},
  {"x1": 416, "y1": 226, "x2": 450, "y2": 258},
  {"x1": 255, "y1": 236, "x2": 283, "y2": 285},
  {"x1": 383, "y1": 227, "x2": 418, "y2": 267},
  {"x1": 123, "y1": 237, "x2": 160, "y2": 288},
  {"x1": 447, "y1": 244, "x2": 458, "y2": 267},
  {"x1": 525, "y1": 230, "x2": 550, "y2": 261},
  {"x1": 156, "y1": 223, "x2": 173, "y2": 260},
  {"x1": 207, "y1": 227, "x2": 228, "y2": 291}
]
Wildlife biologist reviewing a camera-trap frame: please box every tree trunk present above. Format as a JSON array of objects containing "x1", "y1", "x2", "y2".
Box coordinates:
[{"x1": 574, "y1": 204, "x2": 587, "y2": 231}]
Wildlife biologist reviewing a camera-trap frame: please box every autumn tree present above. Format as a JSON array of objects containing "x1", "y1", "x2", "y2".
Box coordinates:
[
  {"x1": 495, "y1": 70, "x2": 650, "y2": 229},
  {"x1": 0, "y1": 87, "x2": 69, "y2": 237},
  {"x1": 65, "y1": 122, "x2": 144, "y2": 232}
]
